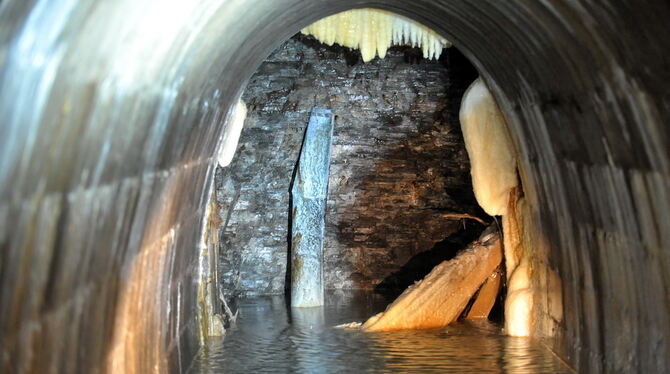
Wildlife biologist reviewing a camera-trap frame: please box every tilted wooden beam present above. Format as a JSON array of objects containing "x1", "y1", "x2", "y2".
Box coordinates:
[
  {"x1": 464, "y1": 266, "x2": 503, "y2": 320},
  {"x1": 362, "y1": 228, "x2": 503, "y2": 331}
]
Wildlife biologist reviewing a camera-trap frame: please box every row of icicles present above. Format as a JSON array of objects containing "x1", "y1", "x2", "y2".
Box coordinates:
[{"x1": 301, "y1": 9, "x2": 451, "y2": 62}]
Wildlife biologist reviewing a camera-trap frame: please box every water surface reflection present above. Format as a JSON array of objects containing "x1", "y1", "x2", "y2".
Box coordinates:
[{"x1": 189, "y1": 291, "x2": 572, "y2": 373}]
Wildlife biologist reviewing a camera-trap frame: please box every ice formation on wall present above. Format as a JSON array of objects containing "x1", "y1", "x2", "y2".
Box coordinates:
[
  {"x1": 459, "y1": 78, "x2": 517, "y2": 216},
  {"x1": 505, "y1": 257, "x2": 533, "y2": 336},
  {"x1": 217, "y1": 99, "x2": 247, "y2": 167},
  {"x1": 503, "y1": 194, "x2": 534, "y2": 337},
  {"x1": 301, "y1": 9, "x2": 451, "y2": 62}
]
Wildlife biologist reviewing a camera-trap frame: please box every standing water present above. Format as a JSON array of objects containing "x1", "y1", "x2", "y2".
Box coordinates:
[{"x1": 188, "y1": 291, "x2": 573, "y2": 373}]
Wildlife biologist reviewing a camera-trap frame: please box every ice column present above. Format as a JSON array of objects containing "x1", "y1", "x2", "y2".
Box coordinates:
[{"x1": 290, "y1": 108, "x2": 334, "y2": 308}]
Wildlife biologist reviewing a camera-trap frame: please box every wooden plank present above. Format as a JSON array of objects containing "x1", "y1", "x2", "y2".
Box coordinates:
[
  {"x1": 362, "y1": 229, "x2": 503, "y2": 331},
  {"x1": 464, "y1": 267, "x2": 502, "y2": 320}
]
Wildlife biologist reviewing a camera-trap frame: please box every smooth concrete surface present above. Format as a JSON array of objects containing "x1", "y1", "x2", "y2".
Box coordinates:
[{"x1": 0, "y1": 1, "x2": 668, "y2": 373}]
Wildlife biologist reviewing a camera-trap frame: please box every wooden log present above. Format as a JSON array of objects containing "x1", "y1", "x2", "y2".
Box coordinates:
[
  {"x1": 464, "y1": 266, "x2": 503, "y2": 320},
  {"x1": 362, "y1": 229, "x2": 503, "y2": 331}
]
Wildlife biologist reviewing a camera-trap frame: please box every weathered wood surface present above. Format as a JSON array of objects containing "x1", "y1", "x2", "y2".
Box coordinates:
[
  {"x1": 362, "y1": 229, "x2": 502, "y2": 331},
  {"x1": 464, "y1": 267, "x2": 502, "y2": 320},
  {"x1": 290, "y1": 108, "x2": 334, "y2": 308}
]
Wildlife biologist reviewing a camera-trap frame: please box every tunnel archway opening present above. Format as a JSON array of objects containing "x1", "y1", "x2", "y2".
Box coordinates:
[
  {"x1": 193, "y1": 9, "x2": 562, "y2": 372},
  {"x1": 3, "y1": 1, "x2": 668, "y2": 373}
]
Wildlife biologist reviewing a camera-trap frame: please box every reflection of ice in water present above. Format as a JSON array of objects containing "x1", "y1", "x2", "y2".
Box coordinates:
[
  {"x1": 289, "y1": 306, "x2": 325, "y2": 373},
  {"x1": 290, "y1": 305, "x2": 325, "y2": 329},
  {"x1": 188, "y1": 291, "x2": 574, "y2": 373}
]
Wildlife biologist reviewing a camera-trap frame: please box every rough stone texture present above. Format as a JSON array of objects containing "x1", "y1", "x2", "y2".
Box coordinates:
[{"x1": 216, "y1": 35, "x2": 483, "y2": 296}]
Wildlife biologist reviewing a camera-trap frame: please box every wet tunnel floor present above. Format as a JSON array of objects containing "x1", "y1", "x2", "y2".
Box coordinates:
[{"x1": 188, "y1": 290, "x2": 573, "y2": 373}]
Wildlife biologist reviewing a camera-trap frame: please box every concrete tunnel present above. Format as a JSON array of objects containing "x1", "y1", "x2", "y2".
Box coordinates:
[{"x1": 0, "y1": 0, "x2": 669, "y2": 373}]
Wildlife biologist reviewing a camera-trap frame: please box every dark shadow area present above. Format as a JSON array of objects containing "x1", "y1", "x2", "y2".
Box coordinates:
[
  {"x1": 325, "y1": 45, "x2": 488, "y2": 290},
  {"x1": 440, "y1": 48, "x2": 480, "y2": 130},
  {"x1": 373, "y1": 223, "x2": 487, "y2": 299}
]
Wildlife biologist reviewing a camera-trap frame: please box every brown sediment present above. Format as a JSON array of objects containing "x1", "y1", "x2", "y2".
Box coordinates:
[{"x1": 502, "y1": 187, "x2": 523, "y2": 281}]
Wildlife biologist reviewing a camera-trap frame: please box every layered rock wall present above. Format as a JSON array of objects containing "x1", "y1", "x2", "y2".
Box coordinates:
[{"x1": 216, "y1": 35, "x2": 483, "y2": 295}]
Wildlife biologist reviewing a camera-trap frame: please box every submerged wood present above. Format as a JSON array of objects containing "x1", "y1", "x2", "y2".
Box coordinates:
[
  {"x1": 362, "y1": 229, "x2": 503, "y2": 331},
  {"x1": 464, "y1": 266, "x2": 503, "y2": 320}
]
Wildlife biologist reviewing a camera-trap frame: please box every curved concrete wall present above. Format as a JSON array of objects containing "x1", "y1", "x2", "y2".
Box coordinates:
[{"x1": 0, "y1": 0, "x2": 668, "y2": 373}]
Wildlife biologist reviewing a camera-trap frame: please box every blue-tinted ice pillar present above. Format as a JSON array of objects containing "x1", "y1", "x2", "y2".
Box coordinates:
[{"x1": 290, "y1": 108, "x2": 334, "y2": 308}]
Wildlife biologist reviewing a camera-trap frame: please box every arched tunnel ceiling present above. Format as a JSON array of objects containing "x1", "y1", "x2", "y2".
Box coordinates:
[{"x1": 0, "y1": 0, "x2": 668, "y2": 373}]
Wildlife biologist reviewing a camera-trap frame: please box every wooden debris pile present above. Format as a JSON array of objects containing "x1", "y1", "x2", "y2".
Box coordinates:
[{"x1": 361, "y1": 226, "x2": 503, "y2": 332}]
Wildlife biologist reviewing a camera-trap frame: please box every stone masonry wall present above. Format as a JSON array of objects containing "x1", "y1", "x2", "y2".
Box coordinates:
[{"x1": 216, "y1": 35, "x2": 483, "y2": 296}]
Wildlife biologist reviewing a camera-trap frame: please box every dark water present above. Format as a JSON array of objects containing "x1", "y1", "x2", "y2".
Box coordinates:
[{"x1": 188, "y1": 291, "x2": 573, "y2": 373}]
